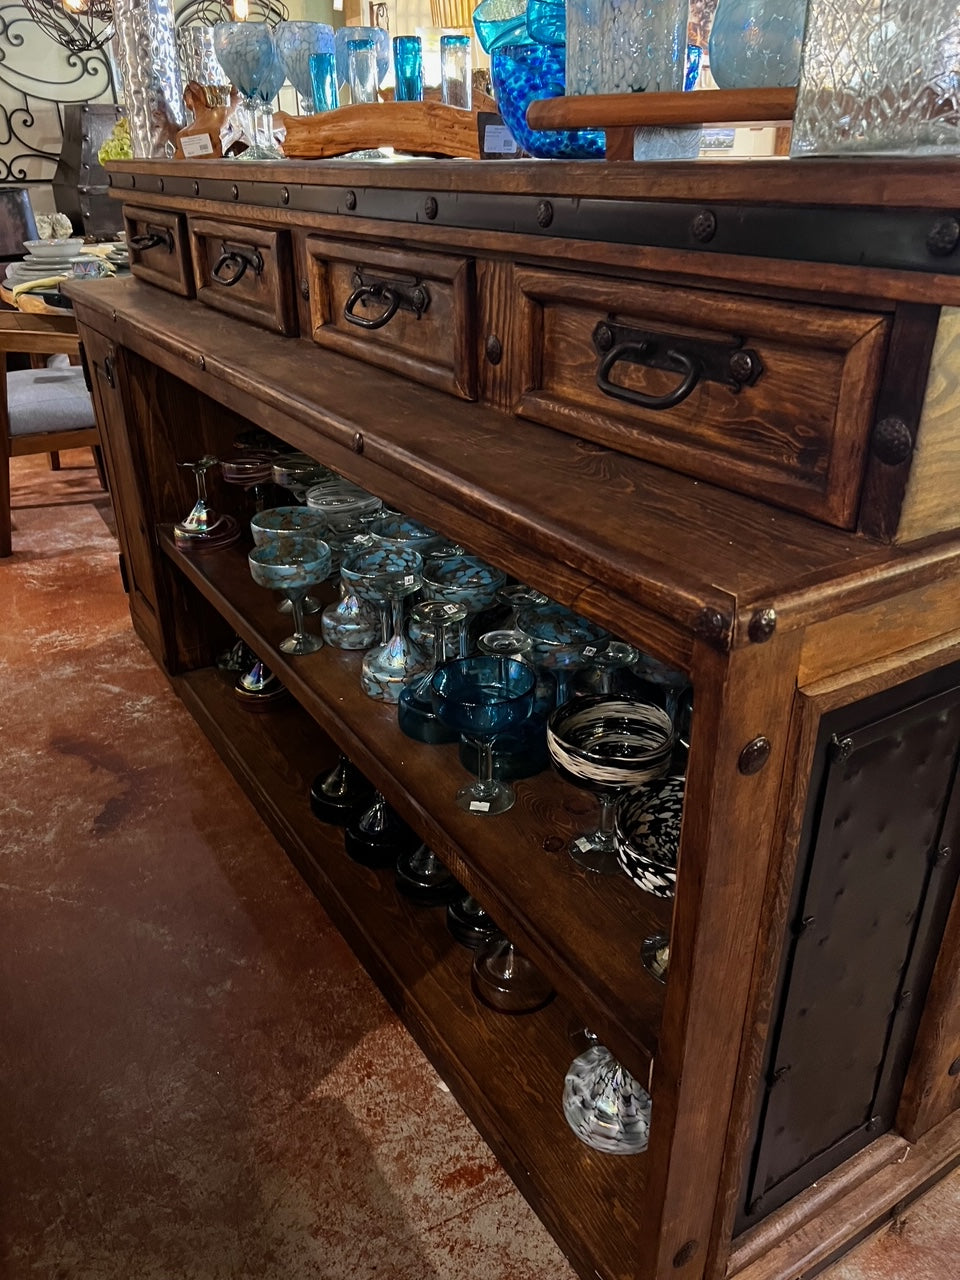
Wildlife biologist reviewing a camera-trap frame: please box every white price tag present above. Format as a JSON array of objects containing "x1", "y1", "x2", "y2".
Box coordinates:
[
  {"x1": 469, "y1": 800, "x2": 491, "y2": 812},
  {"x1": 443, "y1": 604, "x2": 461, "y2": 615},
  {"x1": 484, "y1": 124, "x2": 519, "y2": 156},
  {"x1": 582, "y1": 646, "x2": 597, "y2": 657},
  {"x1": 181, "y1": 131, "x2": 215, "y2": 158},
  {"x1": 402, "y1": 574, "x2": 415, "y2": 585},
  {"x1": 573, "y1": 837, "x2": 593, "y2": 853}
]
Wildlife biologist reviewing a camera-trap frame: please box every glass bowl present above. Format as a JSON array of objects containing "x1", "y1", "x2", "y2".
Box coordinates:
[{"x1": 490, "y1": 42, "x2": 604, "y2": 160}]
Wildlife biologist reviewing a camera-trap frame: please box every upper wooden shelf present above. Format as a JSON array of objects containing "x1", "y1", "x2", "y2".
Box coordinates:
[
  {"x1": 527, "y1": 86, "x2": 797, "y2": 132},
  {"x1": 69, "y1": 277, "x2": 960, "y2": 655}
]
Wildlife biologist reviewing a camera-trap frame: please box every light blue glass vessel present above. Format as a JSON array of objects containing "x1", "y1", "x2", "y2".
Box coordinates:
[
  {"x1": 708, "y1": 0, "x2": 808, "y2": 90},
  {"x1": 275, "y1": 20, "x2": 335, "y2": 110}
]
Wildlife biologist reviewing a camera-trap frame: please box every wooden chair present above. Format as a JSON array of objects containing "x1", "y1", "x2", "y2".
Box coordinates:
[{"x1": 0, "y1": 310, "x2": 104, "y2": 557}]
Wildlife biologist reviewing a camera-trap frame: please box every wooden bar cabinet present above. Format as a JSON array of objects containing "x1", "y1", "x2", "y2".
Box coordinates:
[{"x1": 69, "y1": 156, "x2": 960, "y2": 1280}]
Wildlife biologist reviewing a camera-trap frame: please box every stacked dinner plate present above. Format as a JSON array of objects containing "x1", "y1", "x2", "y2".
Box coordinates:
[{"x1": 4, "y1": 238, "x2": 85, "y2": 288}]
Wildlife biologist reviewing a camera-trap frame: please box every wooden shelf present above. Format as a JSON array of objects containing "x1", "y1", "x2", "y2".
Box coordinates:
[
  {"x1": 159, "y1": 527, "x2": 671, "y2": 1074},
  {"x1": 527, "y1": 87, "x2": 797, "y2": 133},
  {"x1": 174, "y1": 664, "x2": 649, "y2": 1280}
]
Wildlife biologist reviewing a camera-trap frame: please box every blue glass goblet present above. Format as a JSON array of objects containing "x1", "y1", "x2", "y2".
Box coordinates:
[
  {"x1": 250, "y1": 504, "x2": 329, "y2": 615},
  {"x1": 517, "y1": 604, "x2": 610, "y2": 706},
  {"x1": 421, "y1": 553, "x2": 507, "y2": 655},
  {"x1": 341, "y1": 546, "x2": 427, "y2": 701},
  {"x1": 213, "y1": 22, "x2": 284, "y2": 160},
  {"x1": 248, "y1": 535, "x2": 332, "y2": 656},
  {"x1": 431, "y1": 655, "x2": 536, "y2": 816},
  {"x1": 546, "y1": 696, "x2": 674, "y2": 875},
  {"x1": 367, "y1": 512, "x2": 441, "y2": 554},
  {"x1": 398, "y1": 600, "x2": 469, "y2": 744},
  {"x1": 275, "y1": 20, "x2": 335, "y2": 111}
]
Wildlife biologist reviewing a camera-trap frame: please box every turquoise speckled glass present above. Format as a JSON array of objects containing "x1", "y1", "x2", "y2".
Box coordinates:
[
  {"x1": 393, "y1": 36, "x2": 423, "y2": 101},
  {"x1": 708, "y1": 0, "x2": 808, "y2": 90},
  {"x1": 213, "y1": 21, "x2": 284, "y2": 160},
  {"x1": 490, "y1": 43, "x2": 604, "y2": 158},
  {"x1": 276, "y1": 20, "x2": 335, "y2": 110}
]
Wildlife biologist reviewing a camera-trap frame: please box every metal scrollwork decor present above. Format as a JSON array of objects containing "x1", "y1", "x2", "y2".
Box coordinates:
[
  {"x1": 21, "y1": 0, "x2": 113, "y2": 52},
  {"x1": 174, "y1": 0, "x2": 288, "y2": 28}
]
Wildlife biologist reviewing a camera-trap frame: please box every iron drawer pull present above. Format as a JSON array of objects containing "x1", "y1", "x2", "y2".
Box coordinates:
[
  {"x1": 343, "y1": 284, "x2": 401, "y2": 329},
  {"x1": 129, "y1": 227, "x2": 174, "y2": 253},
  {"x1": 212, "y1": 246, "x2": 263, "y2": 286},
  {"x1": 596, "y1": 342, "x2": 702, "y2": 411}
]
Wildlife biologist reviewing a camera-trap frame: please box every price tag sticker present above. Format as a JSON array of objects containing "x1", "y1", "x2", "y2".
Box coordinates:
[
  {"x1": 573, "y1": 837, "x2": 594, "y2": 853},
  {"x1": 469, "y1": 800, "x2": 491, "y2": 812},
  {"x1": 402, "y1": 574, "x2": 415, "y2": 585},
  {"x1": 582, "y1": 646, "x2": 597, "y2": 657},
  {"x1": 443, "y1": 604, "x2": 461, "y2": 615},
  {"x1": 181, "y1": 131, "x2": 215, "y2": 158}
]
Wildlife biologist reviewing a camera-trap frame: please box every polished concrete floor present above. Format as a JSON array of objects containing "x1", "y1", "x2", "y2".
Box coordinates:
[{"x1": 2, "y1": 451, "x2": 959, "y2": 1280}]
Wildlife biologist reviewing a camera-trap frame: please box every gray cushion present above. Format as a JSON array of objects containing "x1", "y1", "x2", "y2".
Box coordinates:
[{"x1": 8, "y1": 365, "x2": 95, "y2": 437}]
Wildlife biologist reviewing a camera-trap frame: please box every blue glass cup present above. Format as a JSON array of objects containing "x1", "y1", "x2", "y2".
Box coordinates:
[
  {"x1": 393, "y1": 35, "x2": 423, "y2": 102},
  {"x1": 308, "y1": 51, "x2": 339, "y2": 111}
]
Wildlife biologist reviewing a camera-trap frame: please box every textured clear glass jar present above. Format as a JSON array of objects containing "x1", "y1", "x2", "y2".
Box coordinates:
[{"x1": 792, "y1": 0, "x2": 960, "y2": 156}]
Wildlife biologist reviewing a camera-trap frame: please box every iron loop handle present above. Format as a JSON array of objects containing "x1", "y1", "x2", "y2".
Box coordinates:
[
  {"x1": 129, "y1": 227, "x2": 174, "y2": 253},
  {"x1": 596, "y1": 342, "x2": 702, "y2": 411},
  {"x1": 212, "y1": 246, "x2": 263, "y2": 287},
  {"x1": 343, "y1": 284, "x2": 401, "y2": 330}
]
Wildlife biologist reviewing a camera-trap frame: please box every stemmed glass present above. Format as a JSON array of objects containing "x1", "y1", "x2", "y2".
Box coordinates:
[
  {"x1": 471, "y1": 932, "x2": 555, "y2": 1013},
  {"x1": 431, "y1": 655, "x2": 536, "y2": 816},
  {"x1": 495, "y1": 582, "x2": 549, "y2": 629},
  {"x1": 174, "y1": 455, "x2": 239, "y2": 549},
  {"x1": 221, "y1": 455, "x2": 275, "y2": 514},
  {"x1": 275, "y1": 20, "x2": 335, "y2": 112},
  {"x1": 248, "y1": 535, "x2": 331, "y2": 655},
  {"x1": 398, "y1": 600, "x2": 469, "y2": 744},
  {"x1": 272, "y1": 453, "x2": 335, "y2": 503},
  {"x1": 421, "y1": 554, "x2": 507, "y2": 656},
  {"x1": 614, "y1": 775, "x2": 684, "y2": 899},
  {"x1": 340, "y1": 546, "x2": 427, "y2": 701},
  {"x1": 213, "y1": 22, "x2": 285, "y2": 161},
  {"x1": 250, "y1": 505, "x2": 329, "y2": 616},
  {"x1": 562, "y1": 1030, "x2": 652, "y2": 1154},
  {"x1": 517, "y1": 604, "x2": 610, "y2": 707},
  {"x1": 546, "y1": 696, "x2": 675, "y2": 875}
]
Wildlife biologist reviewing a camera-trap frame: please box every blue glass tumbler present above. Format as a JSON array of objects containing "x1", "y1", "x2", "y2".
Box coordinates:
[
  {"x1": 308, "y1": 51, "x2": 339, "y2": 110},
  {"x1": 393, "y1": 35, "x2": 423, "y2": 102}
]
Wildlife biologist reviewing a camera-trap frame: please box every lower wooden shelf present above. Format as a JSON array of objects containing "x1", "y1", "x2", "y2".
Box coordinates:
[{"x1": 173, "y1": 664, "x2": 649, "y2": 1280}]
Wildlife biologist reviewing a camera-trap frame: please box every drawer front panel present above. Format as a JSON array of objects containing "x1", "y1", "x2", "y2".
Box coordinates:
[
  {"x1": 189, "y1": 217, "x2": 296, "y2": 335},
  {"x1": 305, "y1": 236, "x2": 477, "y2": 399},
  {"x1": 124, "y1": 204, "x2": 192, "y2": 297},
  {"x1": 513, "y1": 268, "x2": 890, "y2": 527}
]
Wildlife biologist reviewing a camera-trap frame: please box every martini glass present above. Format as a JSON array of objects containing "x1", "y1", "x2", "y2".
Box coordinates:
[
  {"x1": 546, "y1": 696, "x2": 675, "y2": 875},
  {"x1": 431, "y1": 655, "x2": 535, "y2": 816},
  {"x1": 341, "y1": 546, "x2": 427, "y2": 701},
  {"x1": 398, "y1": 600, "x2": 469, "y2": 744},
  {"x1": 562, "y1": 1031, "x2": 652, "y2": 1154},
  {"x1": 213, "y1": 22, "x2": 285, "y2": 160},
  {"x1": 174, "y1": 456, "x2": 239, "y2": 550},
  {"x1": 248, "y1": 535, "x2": 331, "y2": 655}
]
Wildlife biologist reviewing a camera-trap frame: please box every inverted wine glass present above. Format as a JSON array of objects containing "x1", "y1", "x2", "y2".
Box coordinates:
[
  {"x1": 248, "y1": 534, "x2": 331, "y2": 655},
  {"x1": 174, "y1": 455, "x2": 239, "y2": 550},
  {"x1": 562, "y1": 1031, "x2": 652, "y2": 1154},
  {"x1": 431, "y1": 654, "x2": 535, "y2": 815},
  {"x1": 546, "y1": 696, "x2": 675, "y2": 875},
  {"x1": 213, "y1": 22, "x2": 284, "y2": 160}
]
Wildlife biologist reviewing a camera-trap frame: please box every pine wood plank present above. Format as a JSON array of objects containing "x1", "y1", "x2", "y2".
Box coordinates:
[{"x1": 527, "y1": 87, "x2": 797, "y2": 132}]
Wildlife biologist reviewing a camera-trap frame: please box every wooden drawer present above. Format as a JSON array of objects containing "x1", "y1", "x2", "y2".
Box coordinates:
[
  {"x1": 513, "y1": 268, "x2": 891, "y2": 527},
  {"x1": 304, "y1": 236, "x2": 477, "y2": 399},
  {"x1": 189, "y1": 217, "x2": 296, "y2": 335},
  {"x1": 124, "y1": 205, "x2": 192, "y2": 297}
]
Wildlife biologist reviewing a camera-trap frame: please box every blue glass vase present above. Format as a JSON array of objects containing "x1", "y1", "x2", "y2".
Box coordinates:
[
  {"x1": 708, "y1": 0, "x2": 808, "y2": 90},
  {"x1": 490, "y1": 43, "x2": 604, "y2": 159}
]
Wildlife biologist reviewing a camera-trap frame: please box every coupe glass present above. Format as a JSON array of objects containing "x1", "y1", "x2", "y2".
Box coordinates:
[
  {"x1": 221, "y1": 455, "x2": 274, "y2": 514},
  {"x1": 250, "y1": 505, "x2": 329, "y2": 615},
  {"x1": 213, "y1": 22, "x2": 284, "y2": 160},
  {"x1": 495, "y1": 582, "x2": 549, "y2": 629},
  {"x1": 248, "y1": 535, "x2": 332, "y2": 655},
  {"x1": 174, "y1": 455, "x2": 239, "y2": 550},
  {"x1": 272, "y1": 453, "x2": 334, "y2": 503},
  {"x1": 275, "y1": 20, "x2": 335, "y2": 111},
  {"x1": 398, "y1": 600, "x2": 469, "y2": 744},
  {"x1": 421, "y1": 554, "x2": 507, "y2": 655},
  {"x1": 431, "y1": 655, "x2": 536, "y2": 815},
  {"x1": 367, "y1": 512, "x2": 440, "y2": 553},
  {"x1": 562, "y1": 1031, "x2": 652, "y2": 1154},
  {"x1": 341, "y1": 546, "x2": 427, "y2": 701},
  {"x1": 546, "y1": 696, "x2": 674, "y2": 875},
  {"x1": 517, "y1": 604, "x2": 610, "y2": 706}
]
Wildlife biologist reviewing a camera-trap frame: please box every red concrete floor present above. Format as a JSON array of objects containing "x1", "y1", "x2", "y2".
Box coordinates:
[{"x1": 2, "y1": 451, "x2": 959, "y2": 1280}]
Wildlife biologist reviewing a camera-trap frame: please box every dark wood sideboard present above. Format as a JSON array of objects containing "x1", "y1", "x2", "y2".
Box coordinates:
[{"x1": 67, "y1": 156, "x2": 960, "y2": 1280}]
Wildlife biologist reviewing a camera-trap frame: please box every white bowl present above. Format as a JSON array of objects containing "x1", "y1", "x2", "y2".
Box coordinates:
[{"x1": 23, "y1": 238, "x2": 85, "y2": 259}]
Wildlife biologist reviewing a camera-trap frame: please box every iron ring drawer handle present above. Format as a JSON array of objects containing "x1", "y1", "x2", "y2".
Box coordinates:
[
  {"x1": 596, "y1": 343, "x2": 702, "y2": 411},
  {"x1": 212, "y1": 249, "x2": 262, "y2": 286},
  {"x1": 343, "y1": 284, "x2": 401, "y2": 329},
  {"x1": 129, "y1": 228, "x2": 173, "y2": 253}
]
